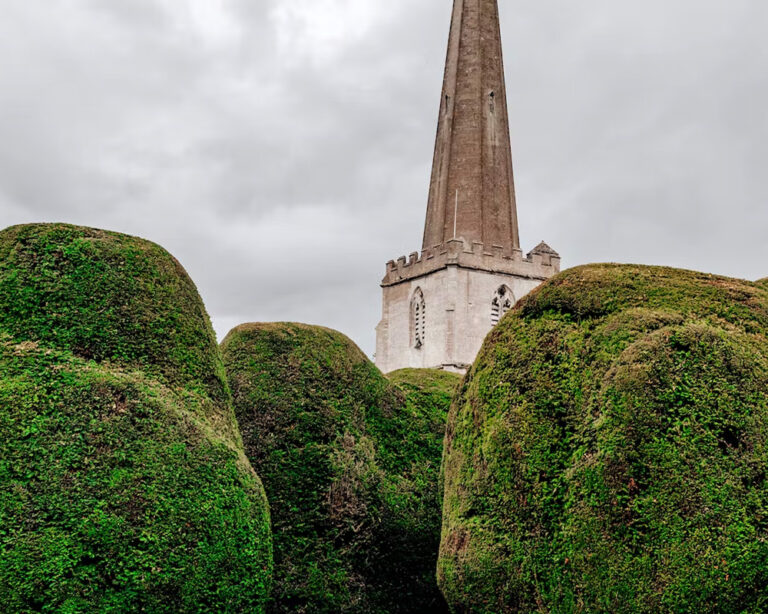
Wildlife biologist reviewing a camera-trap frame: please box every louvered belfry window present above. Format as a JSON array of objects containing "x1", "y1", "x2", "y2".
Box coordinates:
[
  {"x1": 491, "y1": 286, "x2": 514, "y2": 326},
  {"x1": 411, "y1": 288, "x2": 426, "y2": 349}
]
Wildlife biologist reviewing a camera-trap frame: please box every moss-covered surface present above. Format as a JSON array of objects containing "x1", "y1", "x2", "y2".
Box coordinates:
[
  {"x1": 222, "y1": 323, "x2": 459, "y2": 613},
  {"x1": 0, "y1": 224, "x2": 272, "y2": 612},
  {"x1": 387, "y1": 368, "x2": 463, "y2": 403},
  {"x1": 0, "y1": 223, "x2": 230, "y2": 410},
  {"x1": 439, "y1": 264, "x2": 768, "y2": 613}
]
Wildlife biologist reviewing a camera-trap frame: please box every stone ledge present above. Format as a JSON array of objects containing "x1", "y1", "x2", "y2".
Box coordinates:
[{"x1": 382, "y1": 239, "x2": 561, "y2": 287}]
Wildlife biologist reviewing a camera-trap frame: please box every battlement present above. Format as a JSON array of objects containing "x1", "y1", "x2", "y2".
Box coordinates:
[{"x1": 382, "y1": 239, "x2": 560, "y2": 287}]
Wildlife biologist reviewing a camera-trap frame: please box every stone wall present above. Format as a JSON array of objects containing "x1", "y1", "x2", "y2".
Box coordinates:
[{"x1": 375, "y1": 263, "x2": 550, "y2": 374}]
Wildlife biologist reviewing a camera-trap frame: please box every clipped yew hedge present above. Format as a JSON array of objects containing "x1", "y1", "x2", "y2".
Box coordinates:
[
  {"x1": 439, "y1": 264, "x2": 768, "y2": 613},
  {"x1": 0, "y1": 224, "x2": 272, "y2": 613},
  {"x1": 222, "y1": 323, "x2": 459, "y2": 614}
]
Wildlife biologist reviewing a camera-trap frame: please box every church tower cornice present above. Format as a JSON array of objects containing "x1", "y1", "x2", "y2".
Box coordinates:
[
  {"x1": 381, "y1": 238, "x2": 558, "y2": 287},
  {"x1": 375, "y1": 0, "x2": 560, "y2": 374}
]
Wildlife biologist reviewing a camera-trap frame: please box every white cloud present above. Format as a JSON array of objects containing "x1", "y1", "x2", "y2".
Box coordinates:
[{"x1": 270, "y1": 0, "x2": 392, "y2": 65}]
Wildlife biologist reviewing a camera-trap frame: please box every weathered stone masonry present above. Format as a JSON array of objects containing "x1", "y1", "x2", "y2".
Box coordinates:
[{"x1": 376, "y1": 0, "x2": 560, "y2": 373}]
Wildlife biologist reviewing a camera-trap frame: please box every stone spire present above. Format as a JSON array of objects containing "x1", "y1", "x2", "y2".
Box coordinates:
[{"x1": 422, "y1": 0, "x2": 520, "y2": 253}]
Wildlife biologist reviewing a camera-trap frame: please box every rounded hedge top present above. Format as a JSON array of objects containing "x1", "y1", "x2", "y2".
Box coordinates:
[
  {"x1": 0, "y1": 224, "x2": 272, "y2": 612},
  {"x1": 222, "y1": 323, "x2": 457, "y2": 614},
  {"x1": 520, "y1": 264, "x2": 768, "y2": 328},
  {"x1": 439, "y1": 264, "x2": 768, "y2": 613},
  {"x1": 0, "y1": 223, "x2": 228, "y2": 403}
]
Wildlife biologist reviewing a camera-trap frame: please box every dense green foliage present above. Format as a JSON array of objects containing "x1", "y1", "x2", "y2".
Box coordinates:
[
  {"x1": 439, "y1": 264, "x2": 768, "y2": 613},
  {"x1": 0, "y1": 223, "x2": 229, "y2": 408},
  {"x1": 222, "y1": 324, "x2": 459, "y2": 614},
  {"x1": 0, "y1": 224, "x2": 272, "y2": 613}
]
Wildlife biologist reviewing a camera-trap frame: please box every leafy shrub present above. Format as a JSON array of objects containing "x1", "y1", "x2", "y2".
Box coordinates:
[
  {"x1": 222, "y1": 323, "x2": 459, "y2": 614},
  {"x1": 0, "y1": 224, "x2": 272, "y2": 613},
  {"x1": 439, "y1": 264, "x2": 768, "y2": 613}
]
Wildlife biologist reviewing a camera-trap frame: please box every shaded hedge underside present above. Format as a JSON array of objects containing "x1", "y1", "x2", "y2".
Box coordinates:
[{"x1": 223, "y1": 323, "x2": 459, "y2": 614}]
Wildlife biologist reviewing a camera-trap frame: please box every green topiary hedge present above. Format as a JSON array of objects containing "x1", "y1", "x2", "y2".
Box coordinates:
[
  {"x1": 0, "y1": 224, "x2": 272, "y2": 613},
  {"x1": 0, "y1": 223, "x2": 229, "y2": 406},
  {"x1": 221, "y1": 323, "x2": 459, "y2": 614},
  {"x1": 439, "y1": 264, "x2": 768, "y2": 613}
]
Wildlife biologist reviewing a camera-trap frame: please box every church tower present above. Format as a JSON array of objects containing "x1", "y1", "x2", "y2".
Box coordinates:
[{"x1": 375, "y1": 0, "x2": 560, "y2": 373}]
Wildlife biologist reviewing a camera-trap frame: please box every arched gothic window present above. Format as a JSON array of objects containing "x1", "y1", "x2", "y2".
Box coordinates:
[
  {"x1": 491, "y1": 286, "x2": 514, "y2": 326},
  {"x1": 411, "y1": 288, "x2": 426, "y2": 349}
]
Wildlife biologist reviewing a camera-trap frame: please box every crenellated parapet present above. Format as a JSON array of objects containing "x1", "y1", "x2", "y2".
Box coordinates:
[
  {"x1": 376, "y1": 0, "x2": 563, "y2": 375},
  {"x1": 382, "y1": 238, "x2": 560, "y2": 287}
]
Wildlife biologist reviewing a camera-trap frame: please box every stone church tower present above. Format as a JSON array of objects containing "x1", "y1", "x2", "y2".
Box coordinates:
[{"x1": 375, "y1": 0, "x2": 560, "y2": 373}]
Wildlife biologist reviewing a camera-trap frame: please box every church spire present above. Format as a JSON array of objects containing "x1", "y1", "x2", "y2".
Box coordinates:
[
  {"x1": 422, "y1": 0, "x2": 520, "y2": 253},
  {"x1": 376, "y1": 0, "x2": 559, "y2": 374}
]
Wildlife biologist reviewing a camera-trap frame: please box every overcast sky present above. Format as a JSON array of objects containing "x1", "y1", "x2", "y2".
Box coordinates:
[{"x1": 1, "y1": 0, "x2": 766, "y2": 357}]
